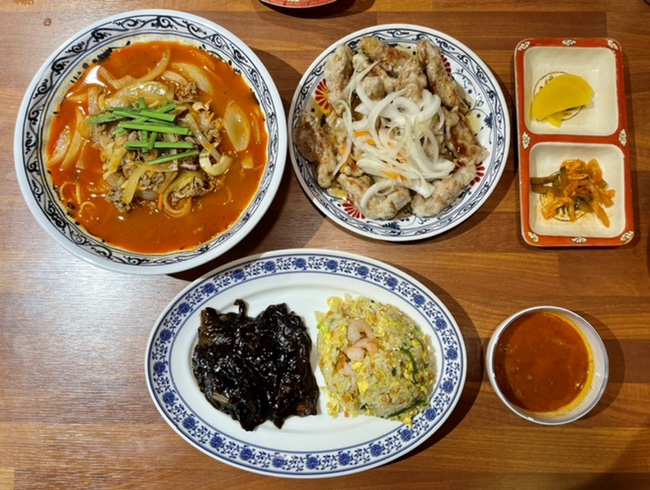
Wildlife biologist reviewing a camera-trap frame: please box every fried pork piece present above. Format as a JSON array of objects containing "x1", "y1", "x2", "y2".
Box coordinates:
[
  {"x1": 417, "y1": 40, "x2": 469, "y2": 114},
  {"x1": 352, "y1": 53, "x2": 393, "y2": 100},
  {"x1": 324, "y1": 44, "x2": 354, "y2": 106},
  {"x1": 397, "y1": 62, "x2": 428, "y2": 100},
  {"x1": 337, "y1": 173, "x2": 412, "y2": 220},
  {"x1": 443, "y1": 107, "x2": 490, "y2": 167},
  {"x1": 359, "y1": 36, "x2": 426, "y2": 100},
  {"x1": 411, "y1": 163, "x2": 477, "y2": 217},
  {"x1": 359, "y1": 35, "x2": 409, "y2": 76},
  {"x1": 293, "y1": 112, "x2": 339, "y2": 188}
]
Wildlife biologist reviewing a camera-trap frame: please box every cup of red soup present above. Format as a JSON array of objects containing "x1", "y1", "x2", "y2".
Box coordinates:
[{"x1": 486, "y1": 306, "x2": 608, "y2": 425}]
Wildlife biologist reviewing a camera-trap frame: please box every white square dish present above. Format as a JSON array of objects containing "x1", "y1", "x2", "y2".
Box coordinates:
[
  {"x1": 527, "y1": 142, "x2": 626, "y2": 239},
  {"x1": 523, "y1": 46, "x2": 618, "y2": 137}
]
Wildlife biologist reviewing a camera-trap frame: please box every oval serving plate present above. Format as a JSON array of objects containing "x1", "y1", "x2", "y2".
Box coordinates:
[
  {"x1": 288, "y1": 24, "x2": 510, "y2": 241},
  {"x1": 14, "y1": 10, "x2": 286, "y2": 274},
  {"x1": 145, "y1": 249, "x2": 467, "y2": 478}
]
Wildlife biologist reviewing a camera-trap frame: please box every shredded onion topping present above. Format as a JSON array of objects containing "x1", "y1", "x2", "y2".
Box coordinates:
[{"x1": 336, "y1": 69, "x2": 456, "y2": 204}]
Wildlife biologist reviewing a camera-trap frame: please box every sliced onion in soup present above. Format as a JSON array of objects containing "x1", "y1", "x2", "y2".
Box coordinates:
[
  {"x1": 223, "y1": 100, "x2": 250, "y2": 152},
  {"x1": 170, "y1": 62, "x2": 213, "y2": 95}
]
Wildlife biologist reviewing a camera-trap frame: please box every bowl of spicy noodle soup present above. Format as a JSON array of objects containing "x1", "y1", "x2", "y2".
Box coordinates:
[{"x1": 14, "y1": 10, "x2": 286, "y2": 275}]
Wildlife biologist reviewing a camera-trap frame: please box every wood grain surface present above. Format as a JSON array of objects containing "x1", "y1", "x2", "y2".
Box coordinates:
[{"x1": 1, "y1": 1, "x2": 649, "y2": 488}]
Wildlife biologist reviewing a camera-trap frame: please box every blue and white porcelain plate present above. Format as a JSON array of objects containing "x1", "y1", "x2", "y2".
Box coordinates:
[
  {"x1": 14, "y1": 10, "x2": 286, "y2": 274},
  {"x1": 288, "y1": 24, "x2": 510, "y2": 241},
  {"x1": 145, "y1": 249, "x2": 466, "y2": 478}
]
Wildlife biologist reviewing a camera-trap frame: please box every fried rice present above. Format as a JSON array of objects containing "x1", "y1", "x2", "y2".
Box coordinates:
[{"x1": 316, "y1": 294, "x2": 436, "y2": 424}]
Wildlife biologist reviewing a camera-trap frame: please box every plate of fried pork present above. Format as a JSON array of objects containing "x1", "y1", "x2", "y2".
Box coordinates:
[{"x1": 289, "y1": 24, "x2": 510, "y2": 240}]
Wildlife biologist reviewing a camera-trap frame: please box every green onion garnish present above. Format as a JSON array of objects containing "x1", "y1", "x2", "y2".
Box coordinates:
[
  {"x1": 400, "y1": 347, "x2": 419, "y2": 383},
  {"x1": 87, "y1": 102, "x2": 194, "y2": 151},
  {"x1": 146, "y1": 131, "x2": 157, "y2": 151},
  {"x1": 124, "y1": 141, "x2": 195, "y2": 151},
  {"x1": 387, "y1": 399, "x2": 424, "y2": 419},
  {"x1": 147, "y1": 150, "x2": 200, "y2": 165},
  {"x1": 117, "y1": 121, "x2": 191, "y2": 135}
]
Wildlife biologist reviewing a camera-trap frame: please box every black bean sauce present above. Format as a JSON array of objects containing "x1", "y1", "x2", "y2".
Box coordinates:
[{"x1": 192, "y1": 300, "x2": 319, "y2": 431}]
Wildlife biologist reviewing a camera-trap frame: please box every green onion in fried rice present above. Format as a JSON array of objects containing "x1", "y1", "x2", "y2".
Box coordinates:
[{"x1": 316, "y1": 294, "x2": 436, "y2": 425}]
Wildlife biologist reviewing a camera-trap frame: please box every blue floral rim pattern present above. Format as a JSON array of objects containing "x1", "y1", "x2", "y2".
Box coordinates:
[
  {"x1": 14, "y1": 10, "x2": 285, "y2": 274},
  {"x1": 288, "y1": 25, "x2": 510, "y2": 241},
  {"x1": 146, "y1": 250, "x2": 467, "y2": 478}
]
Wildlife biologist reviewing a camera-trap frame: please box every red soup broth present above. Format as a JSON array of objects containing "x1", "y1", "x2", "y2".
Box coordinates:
[
  {"x1": 46, "y1": 41, "x2": 268, "y2": 254},
  {"x1": 493, "y1": 311, "x2": 592, "y2": 413}
]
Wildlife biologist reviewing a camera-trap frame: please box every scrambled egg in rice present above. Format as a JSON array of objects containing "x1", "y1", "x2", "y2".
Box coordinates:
[{"x1": 316, "y1": 294, "x2": 436, "y2": 424}]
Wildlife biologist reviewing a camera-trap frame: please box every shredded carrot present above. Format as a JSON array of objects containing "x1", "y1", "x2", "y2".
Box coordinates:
[
  {"x1": 383, "y1": 170, "x2": 402, "y2": 181},
  {"x1": 531, "y1": 158, "x2": 615, "y2": 227},
  {"x1": 335, "y1": 352, "x2": 347, "y2": 371}
]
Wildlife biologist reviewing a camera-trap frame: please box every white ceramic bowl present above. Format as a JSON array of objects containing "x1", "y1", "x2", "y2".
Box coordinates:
[
  {"x1": 14, "y1": 10, "x2": 286, "y2": 275},
  {"x1": 486, "y1": 306, "x2": 608, "y2": 425}
]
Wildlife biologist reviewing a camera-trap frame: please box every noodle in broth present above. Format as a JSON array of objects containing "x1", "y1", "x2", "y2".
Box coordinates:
[{"x1": 46, "y1": 41, "x2": 268, "y2": 254}]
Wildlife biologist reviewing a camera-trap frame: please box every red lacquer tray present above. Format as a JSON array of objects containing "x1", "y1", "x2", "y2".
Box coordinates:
[
  {"x1": 514, "y1": 38, "x2": 634, "y2": 247},
  {"x1": 260, "y1": 0, "x2": 337, "y2": 8}
]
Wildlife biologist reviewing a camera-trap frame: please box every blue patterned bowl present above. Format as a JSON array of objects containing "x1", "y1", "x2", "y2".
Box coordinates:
[{"x1": 14, "y1": 10, "x2": 286, "y2": 274}]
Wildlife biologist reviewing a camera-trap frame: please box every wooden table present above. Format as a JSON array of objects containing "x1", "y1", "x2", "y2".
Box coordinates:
[{"x1": 2, "y1": 1, "x2": 649, "y2": 488}]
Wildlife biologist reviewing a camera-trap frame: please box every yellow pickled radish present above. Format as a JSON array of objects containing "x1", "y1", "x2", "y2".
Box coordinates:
[
  {"x1": 545, "y1": 111, "x2": 565, "y2": 127},
  {"x1": 531, "y1": 74, "x2": 593, "y2": 122}
]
